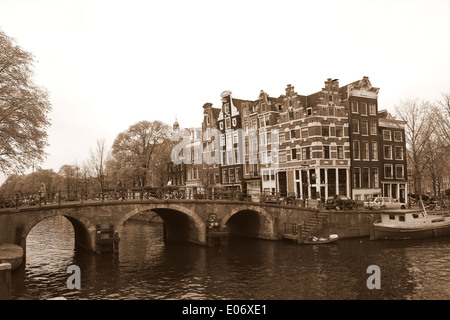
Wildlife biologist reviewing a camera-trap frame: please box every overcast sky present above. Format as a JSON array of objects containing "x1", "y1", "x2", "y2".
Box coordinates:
[{"x1": 1, "y1": 0, "x2": 450, "y2": 184}]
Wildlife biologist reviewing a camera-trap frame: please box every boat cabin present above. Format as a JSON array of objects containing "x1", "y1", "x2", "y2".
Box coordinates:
[{"x1": 379, "y1": 210, "x2": 445, "y2": 225}]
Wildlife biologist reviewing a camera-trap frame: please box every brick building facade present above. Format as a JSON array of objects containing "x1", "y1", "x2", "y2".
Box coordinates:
[{"x1": 168, "y1": 76, "x2": 409, "y2": 203}]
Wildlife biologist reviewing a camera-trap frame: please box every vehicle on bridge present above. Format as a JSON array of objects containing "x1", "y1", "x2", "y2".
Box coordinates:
[
  {"x1": 325, "y1": 195, "x2": 356, "y2": 211},
  {"x1": 364, "y1": 197, "x2": 406, "y2": 210}
]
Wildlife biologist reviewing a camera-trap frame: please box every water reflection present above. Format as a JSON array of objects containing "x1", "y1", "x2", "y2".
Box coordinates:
[{"x1": 10, "y1": 215, "x2": 450, "y2": 300}]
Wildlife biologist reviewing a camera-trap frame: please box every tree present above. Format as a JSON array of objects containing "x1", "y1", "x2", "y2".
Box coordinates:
[
  {"x1": 111, "y1": 120, "x2": 171, "y2": 188},
  {"x1": 423, "y1": 131, "x2": 447, "y2": 197},
  {"x1": 435, "y1": 92, "x2": 450, "y2": 147},
  {"x1": 394, "y1": 99, "x2": 435, "y2": 194},
  {"x1": 88, "y1": 138, "x2": 110, "y2": 193},
  {"x1": 0, "y1": 29, "x2": 52, "y2": 175}
]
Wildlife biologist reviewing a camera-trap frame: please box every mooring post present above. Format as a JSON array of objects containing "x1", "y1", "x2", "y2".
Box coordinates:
[{"x1": 0, "y1": 263, "x2": 12, "y2": 300}]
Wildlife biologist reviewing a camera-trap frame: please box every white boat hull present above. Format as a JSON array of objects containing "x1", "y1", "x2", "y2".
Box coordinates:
[{"x1": 371, "y1": 218, "x2": 450, "y2": 240}]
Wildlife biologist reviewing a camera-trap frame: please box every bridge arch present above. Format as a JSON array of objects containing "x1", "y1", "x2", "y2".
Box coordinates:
[
  {"x1": 22, "y1": 210, "x2": 97, "y2": 253},
  {"x1": 220, "y1": 205, "x2": 277, "y2": 240},
  {"x1": 116, "y1": 203, "x2": 206, "y2": 245}
]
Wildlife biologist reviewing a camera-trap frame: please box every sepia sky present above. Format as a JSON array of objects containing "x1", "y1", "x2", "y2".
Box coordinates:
[{"x1": 1, "y1": 0, "x2": 450, "y2": 184}]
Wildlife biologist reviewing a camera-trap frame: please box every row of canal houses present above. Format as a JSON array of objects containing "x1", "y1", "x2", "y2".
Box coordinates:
[{"x1": 168, "y1": 77, "x2": 408, "y2": 203}]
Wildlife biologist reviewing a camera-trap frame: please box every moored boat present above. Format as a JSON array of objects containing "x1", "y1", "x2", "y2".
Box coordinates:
[
  {"x1": 370, "y1": 207, "x2": 450, "y2": 240},
  {"x1": 303, "y1": 234, "x2": 339, "y2": 244}
]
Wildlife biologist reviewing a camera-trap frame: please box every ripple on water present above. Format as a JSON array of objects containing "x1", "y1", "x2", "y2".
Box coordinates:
[{"x1": 11, "y1": 217, "x2": 450, "y2": 300}]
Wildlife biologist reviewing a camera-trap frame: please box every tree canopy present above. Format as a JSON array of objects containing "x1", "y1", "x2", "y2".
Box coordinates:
[
  {"x1": 0, "y1": 29, "x2": 52, "y2": 175},
  {"x1": 111, "y1": 120, "x2": 172, "y2": 187}
]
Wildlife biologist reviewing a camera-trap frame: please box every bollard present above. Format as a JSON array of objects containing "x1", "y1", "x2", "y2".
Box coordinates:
[{"x1": 0, "y1": 263, "x2": 12, "y2": 300}]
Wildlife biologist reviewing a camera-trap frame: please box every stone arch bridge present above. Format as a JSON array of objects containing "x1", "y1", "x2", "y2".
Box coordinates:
[{"x1": 0, "y1": 199, "x2": 317, "y2": 256}]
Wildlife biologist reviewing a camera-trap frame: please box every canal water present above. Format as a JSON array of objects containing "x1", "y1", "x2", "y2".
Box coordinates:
[{"x1": 10, "y1": 215, "x2": 450, "y2": 300}]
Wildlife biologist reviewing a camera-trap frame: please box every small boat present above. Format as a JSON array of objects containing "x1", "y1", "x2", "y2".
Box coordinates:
[
  {"x1": 303, "y1": 234, "x2": 339, "y2": 244},
  {"x1": 370, "y1": 206, "x2": 450, "y2": 240}
]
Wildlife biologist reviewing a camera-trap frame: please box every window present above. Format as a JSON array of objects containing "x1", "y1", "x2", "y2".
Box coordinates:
[
  {"x1": 384, "y1": 164, "x2": 393, "y2": 179},
  {"x1": 301, "y1": 128, "x2": 308, "y2": 139},
  {"x1": 360, "y1": 103, "x2": 367, "y2": 115},
  {"x1": 271, "y1": 129, "x2": 279, "y2": 144},
  {"x1": 227, "y1": 150, "x2": 234, "y2": 165},
  {"x1": 229, "y1": 168, "x2": 235, "y2": 182},
  {"x1": 263, "y1": 170, "x2": 271, "y2": 181},
  {"x1": 290, "y1": 129, "x2": 296, "y2": 139},
  {"x1": 289, "y1": 110, "x2": 294, "y2": 120},
  {"x1": 219, "y1": 122, "x2": 224, "y2": 130},
  {"x1": 222, "y1": 169, "x2": 228, "y2": 183},
  {"x1": 260, "y1": 151, "x2": 268, "y2": 164},
  {"x1": 337, "y1": 146, "x2": 344, "y2": 159},
  {"x1": 394, "y1": 131, "x2": 402, "y2": 142},
  {"x1": 291, "y1": 148, "x2": 297, "y2": 160},
  {"x1": 330, "y1": 126, "x2": 336, "y2": 137},
  {"x1": 353, "y1": 141, "x2": 360, "y2": 159},
  {"x1": 234, "y1": 148, "x2": 240, "y2": 164},
  {"x1": 224, "y1": 103, "x2": 229, "y2": 114},
  {"x1": 302, "y1": 147, "x2": 311, "y2": 160},
  {"x1": 336, "y1": 126, "x2": 343, "y2": 137},
  {"x1": 370, "y1": 168, "x2": 379, "y2": 188},
  {"x1": 369, "y1": 121, "x2": 377, "y2": 135},
  {"x1": 384, "y1": 145, "x2": 392, "y2": 159},
  {"x1": 353, "y1": 168, "x2": 361, "y2": 188},
  {"x1": 371, "y1": 141, "x2": 378, "y2": 160},
  {"x1": 232, "y1": 118, "x2": 237, "y2": 127},
  {"x1": 361, "y1": 120, "x2": 368, "y2": 135},
  {"x1": 235, "y1": 167, "x2": 241, "y2": 182},
  {"x1": 279, "y1": 131, "x2": 285, "y2": 143},
  {"x1": 328, "y1": 107, "x2": 335, "y2": 117},
  {"x1": 395, "y1": 165, "x2": 404, "y2": 179},
  {"x1": 362, "y1": 167, "x2": 369, "y2": 188},
  {"x1": 261, "y1": 103, "x2": 266, "y2": 112},
  {"x1": 205, "y1": 115, "x2": 210, "y2": 125},
  {"x1": 225, "y1": 117, "x2": 231, "y2": 129},
  {"x1": 309, "y1": 126, "x2": 321, "y2": 136},
  {"x1": 395, "y1": 146, "x2": 403, "y2": 160},
  {"x1": 323, "y1": 146, "x2": 330, "y2": 159},
  {"x1": 307, "y1": 108, "x2": 312, "y2": 115},
  {"x1": 351, "y1": 101, "x2": 358, "y2": 113},
  {"x1": 259, "y1": 132, "x2": 267, "y2": 146},
  {"x1": 369, "y1": 104, "x2": 376, "y2": 115},
  {"x1": 279, "y1": 151, "x2": 286, "y2": 163},
  {"x1": 352, "y1": 119, "x2": 360, "y2": 133},
  {"x1": 322, "y1": 126, "x2": 329, "y2": 137},
  {"x1": 383, "y1": 130, "x2": 392, "y2": 141},
  {"x1": 233, "y1": 131, "x2": 238, "y2": 143},
  {"x1": 362, "y1": 141, "x2": 369, "y2": 160}
]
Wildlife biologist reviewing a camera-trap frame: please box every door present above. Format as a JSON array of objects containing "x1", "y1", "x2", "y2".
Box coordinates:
[{"x1": 278, "y1": 171, "x2": 287, "y2": 197}]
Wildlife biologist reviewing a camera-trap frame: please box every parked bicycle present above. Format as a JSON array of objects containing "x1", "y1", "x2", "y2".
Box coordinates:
[{"x1": 425, "y1": 201, "x2": 442, "y2": 211}]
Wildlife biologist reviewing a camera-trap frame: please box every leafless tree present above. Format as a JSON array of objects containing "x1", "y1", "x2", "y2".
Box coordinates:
[
  {"x1": 88, "y1": 138, "x2": 110, "y2": 194},
  {"x1": 394, "y1": 99, "x2": 435, "y2": 195}
]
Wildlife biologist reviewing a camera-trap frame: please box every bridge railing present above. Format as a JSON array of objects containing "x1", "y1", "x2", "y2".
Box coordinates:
[{"x1": 0, "y1": 187, "x2": 316, "y2": 209}]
